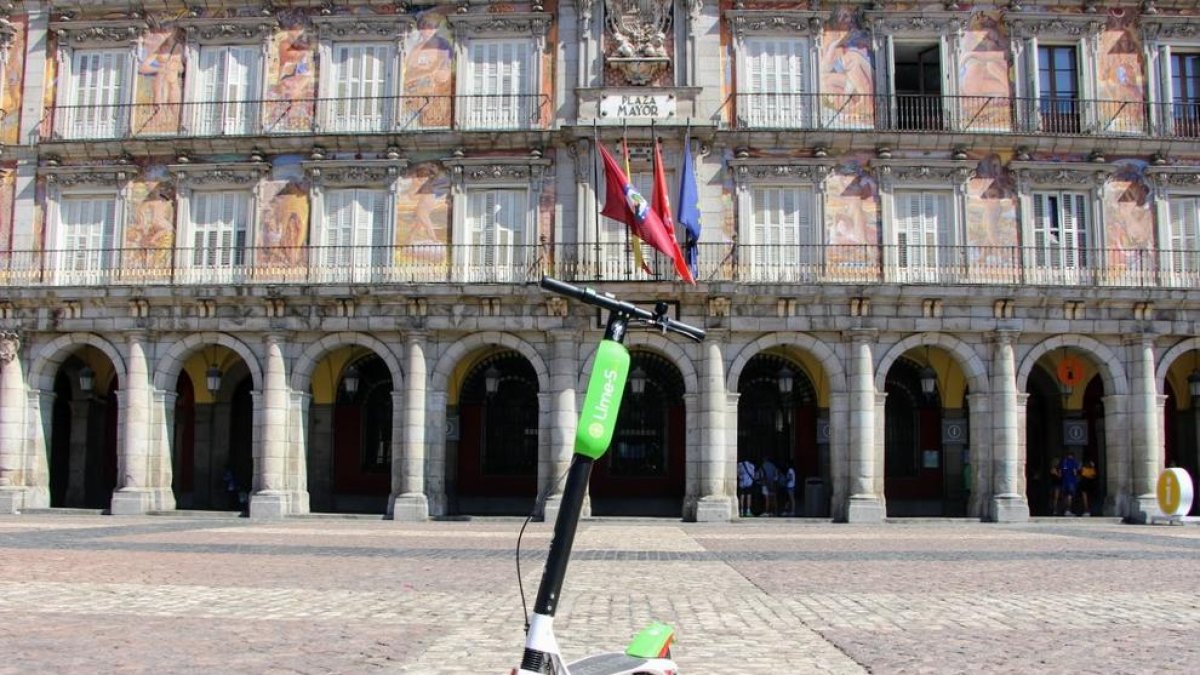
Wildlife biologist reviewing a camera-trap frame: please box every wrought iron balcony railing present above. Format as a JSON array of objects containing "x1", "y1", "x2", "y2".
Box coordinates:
[
  {"x1": 733, "y1": 93, "x2": 1153, "y2": 137},
  {"x1": 1, "y1": 243, "x2": 1194, "y2": 290},
  {"x1": 41, "y1": 94, "x2": 552, "y2": 141}
]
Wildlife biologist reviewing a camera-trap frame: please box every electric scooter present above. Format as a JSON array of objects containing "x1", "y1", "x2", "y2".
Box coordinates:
[{"x1": 514, "y1": 276, "x2": 706, "y2": 675}]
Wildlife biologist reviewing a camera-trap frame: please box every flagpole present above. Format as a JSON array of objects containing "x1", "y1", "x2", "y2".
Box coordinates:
[
  {"x1": 650, "y1": 118, "x2": 661, "y2": 277},
  {"x1": 621, "y1": 119, "x2": 630, "y2": 280},
  {"x1": 592, "y1": 120, "x2": 601, "y2": 280}
]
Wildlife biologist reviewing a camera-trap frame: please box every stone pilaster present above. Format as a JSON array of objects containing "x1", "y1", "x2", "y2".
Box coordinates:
[
  {"x1": 846, "y1": 330, "x2": 884, "y2": 522},
  {"x1": 696, "y1": 338, "x2": 733, "y2": 521},
  {"x1": 250, "y1": 334, "x2": 289, "y2": 518},
  {"x1": 0, "y1": 332, "x2": 26, "y2": 513},
  {"x1": 287, "y1": 390, "x2": 311, "y2": 515},
  {"x1": 112, "y1": 333, "x2": 172, "y2": 514},
  {"x1": 541, "y1": 332, "x2": 578, "y2": 523},
  {"x1": 989, "y1": 331, "x2": 1028, "y2": 522},
  {"x1": 393, "y1": 332, "x2": 429, "y2": 521},
  {"x1": 1127, "y1": 335, "x2": 1162, "y2": 522},
  {"x1": 1102, "y1": 393, "x2": 1130, "y2": 517},
  {"x1": 965, "y1": 392, "x2": 992, "y2": 520},
  {"x1": 426, "y1": 390, "x2": 448, "y2": 517}
]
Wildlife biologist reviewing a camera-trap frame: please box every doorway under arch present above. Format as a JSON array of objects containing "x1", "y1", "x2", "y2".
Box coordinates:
[{"x1": 48, "y1": 352, "x2": 118, "y2": 510}]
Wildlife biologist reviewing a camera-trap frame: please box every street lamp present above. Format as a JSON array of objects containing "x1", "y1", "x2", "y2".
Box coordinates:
[
  {"x1": 776, "y1": 366, "x2": 794, "y2": 396},
  {"x1": 205, "y1": 364, "x2": 222, "y2": 396},
  {"x1": 484, "y1": 364, "x2": 501, "y2": 396},
  {"x1": 343, "y1": 364, "x2": 360, "y2": 396},
  {"x1": 919, "y1": 364, "x2": 937, "y2": 398},
  {"x1": 78, "y1": 365, "x2": 94, "y2": 393},
  {"x1": 629, "y1": 365, "x2": 647, "y2": 396}
]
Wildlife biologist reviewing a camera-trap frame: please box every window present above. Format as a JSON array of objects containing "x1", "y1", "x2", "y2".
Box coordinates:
[
  {"x1": 57, "y1": 195, "x2": 117, "y2": 281},
  {"x1": 327, "y1": 43, "x2": 392, "y2": 132},
  {"x1": 894, "y1": 190, "x2": 953, "y2": 279},
  {"x1": 465, "y1": 188, "x2": 529, "y2": 281},
  {"x1": 64, "y1": 50, "x2": 128, "y2": 139},
  {"x1": 322, "y1": 188, "x2": 390, "y2": 277},
  {"x1": 1031, "y1": 191, "x2": 1090, "y2": 271},
  {"x1": 1037, "y1": 45, "x2": 1080, "y2": 133},
  {"x1": 1167, "y1": 197, "x2": 1200, "y2": 277},
  {"x1": 188, "y1": 191, "x2": 250, "y2": 274},
  {"x1": 892, "y1": 43, "x2": 943, "y2": 131},
  {"x1": 192, "y1": 46, "x2": 260, "y2": 136},
  {"x1": 749, "y1": 186, "x2": 816, "y2": 281},
  {"x1": 742, "y1": 38, "x2": 810, "y2": 128},
  {"x1": 1171, "y1": 53, "x2": 1200, "y2": 136},
  {"x1": 464, "y1": 40, "x2": 533, "y2": 130}
]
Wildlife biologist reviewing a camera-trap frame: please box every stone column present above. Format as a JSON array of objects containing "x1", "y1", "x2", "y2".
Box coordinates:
[
  {"x1": 1102, "y1": 393, "x2": 1129, "y2": 517},
  {"x1": 250, "y1": 334, "x2": 289, "y2": 518},
  {"x1": 0, "y1": 332, "x2": 26, "y2": 513},
  {"x1": 696, "y1": 338, "x2": 733, "y2": 521},
  {"x1": 846, "y1": 330, "x2": 884, "y2": 522},
  {"x1": 393, "y1": 333, "x2": 429, "y2": 521},
  {"x1": 111, "y1": 333, "x2": 164, "y2": 514},
  {"x1": 426, "y1": 390, "x2": 448, "y2": 516},
  {"x1": 990, "y1": 331, "x2": 1028, "y2": 522},
  {"x1": 1127, "y1": 335, "x2": 1162, "y2": 522},
  {"x1": 682, "y1": 392, "x2": 700, "y2": 520},
  {"x1": 288, "y1": 390, "x2": 311, "y2": 515},
  {"x1": 966, "y1": 392, "x2": 992, "y2": 520},
  {"x1": 542, "y1": 332, "x2": 578, "y2": 523}
]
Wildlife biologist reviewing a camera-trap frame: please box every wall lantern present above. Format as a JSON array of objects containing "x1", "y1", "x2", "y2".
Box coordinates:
[
  {"x1": 629, "y1": 365, "x2": 647, "y2": 396},
  {"x1": 206, "y1": 364, "x2": 222, "y2": 396},
  {"x1": 484, "y1": 365, "x2": 501, "y2": 396},
  {"x1": 78, "y1": 366, "x2": 95, "y2": 393},
  {"x1": 776, "y1": 366, "x2": 794, "y2": 396},
  {"x1": 343, "y1": 364, "x2": 360, "y2": 396}
]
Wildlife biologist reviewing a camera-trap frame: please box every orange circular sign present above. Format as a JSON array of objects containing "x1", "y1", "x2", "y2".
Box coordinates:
[{"x1": 1057, "y1": 356, "x2": 1085, "y2": 387}]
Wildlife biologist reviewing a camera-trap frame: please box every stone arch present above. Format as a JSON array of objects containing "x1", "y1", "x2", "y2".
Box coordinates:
[
  {"x1": 30, "y1": 333, "x2": 127, "y2": 392},
  {"x1": 290, "y1": 332, "x2": 404, "y2": 393},
  {"x1": 575, "y1": 331, "x2": 699, "y2": 395},
  {"x1": 727, "y1": 333, "x2": 847, "y2": 394},
  {"x1": 152, "y1": 332, "x2": 264, "y2": 392},
  {"x1": 1155, "y1": 337, "x2": 1200, "y2": 388},
  {"x1": 430, "y1": 332, "x2": 550, "y2": 396},
  {"x1": 875, "y1": 333, "x2": 990, "y2": 396},
  {"x1": 1016, "y1": 335, "x2": 1127, "y2": 396}
]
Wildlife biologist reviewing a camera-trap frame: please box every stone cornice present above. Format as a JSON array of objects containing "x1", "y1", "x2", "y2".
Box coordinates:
[
  {"x1": 1004, "y1": 11, "x2": 1104, "y2": 40},
  {"x1": 303, "y1": 158, "x2": 407, "y2": 186},
  {"x1": 1145, "y1": 165, "x2": 1200, "y2": 189},
  {"x1": 724, "y1": 10, "x2": 823, "y2": 40},
  {"x1": 444, "y1": 156, "x2": 552, "y2": 184},
  {"x1": 312, "y1": 13, "x2": 414, "y2": 41},
  {"x1": 40, "y1": 164, "x2": 136, "y2": 186},
  {"x1": 871, "y1": 159, "x2": 975, "y2": 187},
  {"x1": 178, "y1": 16, "x2": 279, "y2": 43},
  {"x1": 861, "y1": 9, "x2": 967, "y2": 36},
  {"x1": 169, "y1": 161, "x2": 271, "y2": 187},
  {"x1": 448, "y1": 12, "x2": 552, "y2": 37},
  {"x1": 1009, "y1": 160, "x2": 1113, "y2": 190},
  {"x1": 1141, "y1": 15, "x2": 1200, "y2": 41},
  {"x1": 50, "y1": 19, "x2": 148, "y2": 47},
  {"x1": 727, "y1": 158, "x2": 837, "y2": 184}
]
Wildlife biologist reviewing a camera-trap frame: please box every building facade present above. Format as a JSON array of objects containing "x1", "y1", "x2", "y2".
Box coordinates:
[{"x1": 0, "y1": 0, "x2": 1198, "y2": 522}]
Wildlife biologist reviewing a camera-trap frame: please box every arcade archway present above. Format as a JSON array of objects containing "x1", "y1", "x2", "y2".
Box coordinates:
[{"x1": 47, "y1": 349, "x2": 118, "y2": 509}]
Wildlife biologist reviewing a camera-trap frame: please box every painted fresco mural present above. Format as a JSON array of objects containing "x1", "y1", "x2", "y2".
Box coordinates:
[
  {"x1": 395, "y1": 160, "x2": 450, "y2": 263},
  {"x1": 0, "y1": 165, "x2": 15, "y2": 252},
  {"x1": 258, "y1": 156, "x2": 309, "y2": 270},
  {"x1": 403, "y1": 7, "x2": 455, "y2": 129},
  {"x1": 134, "y1": 30, "x2": 185, "y2": 137},
  {"x1": 1, "y1": 14, "x2": 27, "y2": 145},
  {"x1": 824, "y1": 154, "x2": 879, "y2": 275},
  {"x1": 1103, "y1": 160, "x2": 1155, "y2": 280},
  {"x1": 958, "y1": 13, "x2": 1011, "y2": 132},
  {"x1": 264, "y1": 10, "x2": 316, "y2": 133},
  {"x1": 965, "y1": 153, "x2": 1019, "y2": 278},
  {"x1": 124, "y1": 165, "x2": 176, "y2": 274},
  {"x1": 819, "y1": 7, "x2": 874, "y2": 129}
]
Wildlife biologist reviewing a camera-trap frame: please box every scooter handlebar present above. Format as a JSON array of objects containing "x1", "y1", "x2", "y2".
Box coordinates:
[{"x1": 539, "y1": 276, "x2": 706, "y2": 343}]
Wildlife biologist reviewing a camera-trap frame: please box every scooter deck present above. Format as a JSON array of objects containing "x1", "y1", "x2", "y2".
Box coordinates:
[{"x1": 566, "y1": 652, "x2": 671, "y2": 675}]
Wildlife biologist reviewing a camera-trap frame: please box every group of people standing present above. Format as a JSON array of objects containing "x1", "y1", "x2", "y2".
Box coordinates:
[
  {"x1": 1049, "y1": 451, "x2": 1098, "y2": 516},
  {"x1": 737, "y1": 457, "x2": 797, "y2": 517}
]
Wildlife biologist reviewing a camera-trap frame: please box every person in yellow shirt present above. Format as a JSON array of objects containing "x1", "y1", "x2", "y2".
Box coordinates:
[{"x1": 1079, "y1": 459, "x2": 1098, "y2": 516}]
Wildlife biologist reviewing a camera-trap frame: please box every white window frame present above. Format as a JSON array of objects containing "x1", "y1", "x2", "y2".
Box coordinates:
[
  {"x1": 1163, "y1": 195, "x2": 1200, "y2": 283},
  {"x1": 184, "y1": 44, "x2": 264, "y2": 136},
  {"x1": 463, "y1": 187, "x2": 531, "y2": 282},
  {"x1": 313, "y1": 16, "x2": 410, "y2": 134},
  {"x1": 1013, "y1": 162, "x2": 1111, "y2": 287},
  {"x1": 43, "y1": 181, "x2": 127, "y2": 286},
  {"x1": 1029, "y1": 190, "x2": 1091, "y2": 275},
  {"x1": 1148, "y1": 167, "x2": 1200, "y2": 287},
  {"x1": 450, "y1": 13, "x2": 549, "y2": 131},
  {"x1": 730, "y1": 159, "x2": 831, "y2": 283},
  {"x1": 460, "y1": 38, "x2": 537, "y2": 130},
  {"x1": 1008, "y1": 14, "x2": 1102, "y2": 134},
  {"x1": 863, "y1": 9, "x2": 965, "y2": 132},
  {"x1": 728, "y1": 11, "x2": 823, "y2": 129},
  {"x1": 57, "y1": 48, "x2": 133, "y2": 140},
  {"x1": 447, "y1": 157, "x2": 549, "y2": 283},
  {"x1": 170, "y1": 162, "x2": 268, "y2": 285},
  {"x1": 305, "y1": 159, "x2": 405, "y2": 284},
  {"x1": 1142, "y1": 17, "x2": 1200, "y2": 137},
  {"x1": 874, "y1": 159, "x2": 972, "y2": 284},
  {"x1": 182, "y1": 190, "x2": 255, "y2": 283},
  {"x1": 49, "y1": 19, "x2": 145, "y2": 141}
]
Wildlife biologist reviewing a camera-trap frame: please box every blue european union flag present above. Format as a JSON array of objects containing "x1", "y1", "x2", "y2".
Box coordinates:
[{"x1": 676, "y1": 138, "x2": 701, "y2": 278}]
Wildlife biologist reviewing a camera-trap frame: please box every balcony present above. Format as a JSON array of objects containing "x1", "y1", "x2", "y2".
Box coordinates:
[
  {"x1": 41, "y1": 94, "x2": 552, "y2": 142},
  {"x1": 732, "y1": 93, "x2": 1152, "y2": 137},
  {"x1": 0, "y1": 243, "x2": 1192, "y2": 290}
]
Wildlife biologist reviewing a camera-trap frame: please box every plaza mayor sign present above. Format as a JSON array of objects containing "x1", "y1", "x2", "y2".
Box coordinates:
[{"x1": 600, "y1": 94, "x2": 676, "y2": 119}]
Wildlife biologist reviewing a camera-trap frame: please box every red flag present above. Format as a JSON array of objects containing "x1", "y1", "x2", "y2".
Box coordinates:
[
  {"x1": 650, "y1": 138, "x2": 696, "y2": 285},
  {"x1": 598, "y1": 143, "x2": 695, "y2": 284}
]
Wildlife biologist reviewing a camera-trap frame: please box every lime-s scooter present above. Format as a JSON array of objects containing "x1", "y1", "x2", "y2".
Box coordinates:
[{"x1": 514, "y1": 276, "x2": 706, "y2": 675}]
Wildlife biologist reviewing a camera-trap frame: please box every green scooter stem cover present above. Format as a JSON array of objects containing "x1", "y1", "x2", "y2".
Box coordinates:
[
  {"x1": 625, "y1": 622, "x2": 675, "y2": 658},
  {"x1": 574, "y1": 339, "x2": 629, "y2": 459}
]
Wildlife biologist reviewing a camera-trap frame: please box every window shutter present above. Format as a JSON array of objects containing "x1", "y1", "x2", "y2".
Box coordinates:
[
  {"x1": 469, "y1": 40, "x2": 531, "y2": 128},
  {"x1": 196, "y1": 47, "x2": 223, "y2": 134},
  {"x1": 370, "y1": 188, "x2": 390, "y2": 267},
  {"x1": 1170, "y1": 198, "x2": 1199, "y2": 273},
  {"x1": 333, "y1": 44, "x2": 389, "y2": 131},
  {"x1": 72, "y1": 51, "x2": 127, "y2": 137},
  {"x1": 1061, "y1": 192, "x2": 1084, "y2": 268}
]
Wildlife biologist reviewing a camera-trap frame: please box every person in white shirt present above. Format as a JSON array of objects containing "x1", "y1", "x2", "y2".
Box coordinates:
[
  {"x1": 737, "y1": 458, "x2": 757, "y2": 517},
  {"x1": 782, "y1": 462, "x2": 797, "y2": 516}
]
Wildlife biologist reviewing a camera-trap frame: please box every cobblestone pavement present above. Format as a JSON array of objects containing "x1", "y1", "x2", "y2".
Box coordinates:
[{"x1": 1, "y1": 515, "x2": 1198, "y2": 674}]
